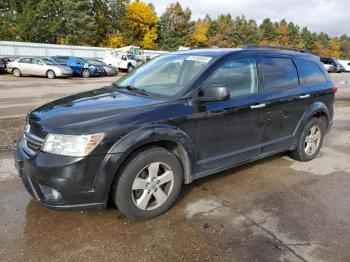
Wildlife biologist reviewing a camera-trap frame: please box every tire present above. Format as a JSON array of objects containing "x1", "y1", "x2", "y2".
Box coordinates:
[
  {"x1": 47, "y1": 70, "x2": 56, "y2": 79},
  {"x1": 13, "y1": 68, "x2": 21, "y2": 77},
  {"x1": 127, "y1": 65, "x2": 133, "y2": 73},
  {"x1": 113, "y1": 147, "x2": 183, "y2": 220},
  {"x1": 290, "y1": 117, "x2": 326, "y2": 162},
  {"x1": 82, "y1": 69, "x2": 90, "y2": 78}
]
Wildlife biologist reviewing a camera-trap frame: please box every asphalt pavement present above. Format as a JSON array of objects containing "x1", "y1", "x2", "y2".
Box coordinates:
[{"x1": 0, "y1": 73, "x2": 350, "y2": 261}]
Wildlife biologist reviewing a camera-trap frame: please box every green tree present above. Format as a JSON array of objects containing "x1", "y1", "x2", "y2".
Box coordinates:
[
  {"x1": 339, "y1": 34, "x2": 350, "y2": 59},
  {"x1": 157, "y1": 2, "x2": 191, "y2": 50},
  {"x1": 0, "y1": 0, "x2": 20, "y2": 40},
  {"x1": 61, "y1": 0, "x2": 97, "y2": 45},
  {"x1": 259, "y1": 18, "x2": 276, "y2": 44},
  {"x1": 209, "y1": 14, "x2": 234, "y2": 47},
  {"x1": 287, "y1": 22, "x2": 301, "y2": 47},
  {"x1": 301, "y1": 27, "x2": 313, "y2": 50},
  {"x1": 232, "y1": 16, "x2": 260, "y2": 46}
]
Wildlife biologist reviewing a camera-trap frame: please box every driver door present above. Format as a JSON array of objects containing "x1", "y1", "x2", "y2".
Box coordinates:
[{"x1": 195, "y1": 57, "x2": 266, "y2": 174}]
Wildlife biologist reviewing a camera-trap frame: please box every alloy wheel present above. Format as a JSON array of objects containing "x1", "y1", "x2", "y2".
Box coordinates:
[
  {"x1": 304, "y1": 125, "x2": 321, "y2": 156},
  {"x1": 131, "y1": 162, "x2": 174, "y2": 210},
  {"x1": 47, "y1": 70, "x2": 55, "y2": 79}
]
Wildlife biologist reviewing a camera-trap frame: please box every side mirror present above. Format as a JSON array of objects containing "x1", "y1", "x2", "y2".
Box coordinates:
[{"x1": 196, "y1": 84, "x2": 230, "y2": 103}]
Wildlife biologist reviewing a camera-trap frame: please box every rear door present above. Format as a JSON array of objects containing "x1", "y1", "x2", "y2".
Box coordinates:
[
  {"x1": 257, "y1": 56, "x2": 305, "y2": 153},
  {"x1": 18, "y1": 58, "x2": 31, "y2": 74}
]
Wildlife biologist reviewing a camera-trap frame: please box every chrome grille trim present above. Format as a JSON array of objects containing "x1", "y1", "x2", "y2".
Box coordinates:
[{"x1": 22, "y1": 124, "x2": 46, "y2": 156}]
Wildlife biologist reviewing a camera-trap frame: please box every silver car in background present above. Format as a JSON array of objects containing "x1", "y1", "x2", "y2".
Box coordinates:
[{"x1": 7, "y1": 57, "x2": 73, "y2": 78}]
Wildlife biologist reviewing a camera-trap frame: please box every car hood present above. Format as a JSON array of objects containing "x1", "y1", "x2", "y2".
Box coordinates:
[{"x1": 28, "y1": 87, "x2": 164, "y2": 133}]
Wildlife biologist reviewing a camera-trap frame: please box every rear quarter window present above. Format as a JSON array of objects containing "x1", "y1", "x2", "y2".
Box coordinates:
[
  {"x1": 295, "y1": 59, "x2": 327, "y2": 85},
  {"x1": 259, "y1": 57, "x2": 299, "y2": 91}
]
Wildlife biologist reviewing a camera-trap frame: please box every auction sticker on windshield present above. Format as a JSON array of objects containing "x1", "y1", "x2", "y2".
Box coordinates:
[{"x1": 185, "y1": 56, "x2": 212, "y2": 63}]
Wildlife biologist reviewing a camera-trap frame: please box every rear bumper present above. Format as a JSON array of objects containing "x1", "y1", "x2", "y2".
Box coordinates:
[{"x1": 14, "y1": 143, "x2": 122, "y2": 210}]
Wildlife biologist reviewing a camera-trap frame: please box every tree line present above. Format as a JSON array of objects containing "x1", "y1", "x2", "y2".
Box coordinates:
[{"x1": 1, "y1": 0, "x2": 350, "y2": 58}]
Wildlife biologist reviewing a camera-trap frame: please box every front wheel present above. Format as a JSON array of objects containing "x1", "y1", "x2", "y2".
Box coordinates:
[
  {"x1": 113, "y1": 147, "x2": 182, "y2": 220},
  {"x1": 290, "y1": 117, "x2": 326, "y2": 162},
  {"x1": 82, "y1": 69, "x2": 90, "y2": 78},
  {"x1": 47, "y1": 70, "x2": 56, "y2": 79}
]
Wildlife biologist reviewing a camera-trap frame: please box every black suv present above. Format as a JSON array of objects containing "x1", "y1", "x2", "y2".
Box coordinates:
[
  {"x1": 321, "y1": 57, "x2": 346, "y2": 73},
  {"x1": 14, "y1": 47, "x2": 335, "y2": 220}
]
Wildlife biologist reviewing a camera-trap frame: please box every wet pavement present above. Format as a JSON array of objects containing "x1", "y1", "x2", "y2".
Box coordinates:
[
  {"x1": 1, "y1": 75, "x2": 350, "y2": 261},
  {"x1": 0, "y1": 74, "x2": 122, "y2": 118}
]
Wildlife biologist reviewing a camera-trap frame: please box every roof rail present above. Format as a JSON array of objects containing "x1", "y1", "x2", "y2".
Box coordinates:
[{"x1": 244, "y1": 44, "x2": 313, "y2": 54}]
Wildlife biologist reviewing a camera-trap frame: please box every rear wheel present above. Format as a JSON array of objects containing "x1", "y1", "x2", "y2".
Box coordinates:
[
  {"x1": 13, "y1": 68, "x2": 21, "y2": 77},
  {"x1": 47, "y1": 70, "x2": 56, "y2": 79},
  {"x1": 290, "y1": 117, "x2": 326, "y2": 161},
  {"x1": 113, "y1": 147, "x2": 182, "y2": 220},
  {"x1": 82, "y1": 69, "x2": 90, "y2": 78}
]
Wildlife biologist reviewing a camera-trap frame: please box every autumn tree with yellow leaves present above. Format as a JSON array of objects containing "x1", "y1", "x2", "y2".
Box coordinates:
[
  {"x1": 186, "y1": 19, "x2": 209, "y2": 47},
  {"x1": 125, "y1": 1, "x2": 158, "y2": 49}
]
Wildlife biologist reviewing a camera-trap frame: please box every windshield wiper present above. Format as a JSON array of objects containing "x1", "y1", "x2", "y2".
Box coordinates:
[{"x1": 112, "y1": 83, "x2": 149, "y2": 96}]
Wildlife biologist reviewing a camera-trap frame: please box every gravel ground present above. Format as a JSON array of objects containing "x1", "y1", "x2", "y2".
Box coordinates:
[{"x1": 0, "y1": 117, "x2": 25, "y2": 151}]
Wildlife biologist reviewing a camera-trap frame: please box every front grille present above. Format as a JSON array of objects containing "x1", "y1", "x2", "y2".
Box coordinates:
[
  {"x1": 22, "y1": 123, "x2": 46, "y2": 156},
  {"x1": 27, "y1": 121, "x2": 47, "y2": 139}
]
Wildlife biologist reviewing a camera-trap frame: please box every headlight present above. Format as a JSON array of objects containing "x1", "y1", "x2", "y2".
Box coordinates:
[{"x1": 42, "y1": 133, "x2": 105, "y2": 157}]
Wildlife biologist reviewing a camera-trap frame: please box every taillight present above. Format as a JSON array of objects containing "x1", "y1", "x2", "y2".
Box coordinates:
[{"x1": 332, "y1": 85, "x2": 338, "y2": 94}]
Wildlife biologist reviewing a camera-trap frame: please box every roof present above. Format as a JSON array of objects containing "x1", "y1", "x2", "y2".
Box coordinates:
[{"x1": 172, "y1": 47, "x2": 317, "y2": 59}]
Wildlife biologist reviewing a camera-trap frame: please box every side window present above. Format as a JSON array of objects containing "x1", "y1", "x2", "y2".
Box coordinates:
[
  {"x1": 32, "y1": 58, "x2": 43, "y2": 65},
  {"x1": 19, "y1": 58, "x2": 31, "y2": 64},
  {"x1": 259, "y1": 57, "x2": 299, "y2": 91},
  {"x1": 295, "y1": 59, "x2": 327, "y2": 85},
  {"x1": 207, "y1": 58, "x2": 258, "y2": 97}
]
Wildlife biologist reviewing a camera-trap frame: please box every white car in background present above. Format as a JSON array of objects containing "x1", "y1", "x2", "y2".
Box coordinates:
[
  {"x1": 322, "y1": 63, "x2": 334, "y2": 73},
  {"x1": 339, "y1": 60, "x2": 350, "y2": 72},
  {"x1": 104, "y1": 50, "x2": 140, "y2": 72}
]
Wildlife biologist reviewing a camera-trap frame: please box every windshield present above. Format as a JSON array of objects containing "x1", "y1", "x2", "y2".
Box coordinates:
[
  {"x1": 114, "y1": 54, "x2": 213, "y2": 98},
  {"x1": 85, "y1": 59, "x2": 104, "y2": 66},
  {"x1": 42, "y1": 58, "x2": 57, "y2": 65}
]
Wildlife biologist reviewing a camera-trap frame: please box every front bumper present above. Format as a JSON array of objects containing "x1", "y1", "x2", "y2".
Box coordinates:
[{"x1": 14, "y1": 143, "x2": 122, "y2": 210}]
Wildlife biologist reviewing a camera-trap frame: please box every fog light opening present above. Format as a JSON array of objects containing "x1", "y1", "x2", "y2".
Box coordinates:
[{"x1": 52, "y1": 189, "x2": 60, "y2": 200}]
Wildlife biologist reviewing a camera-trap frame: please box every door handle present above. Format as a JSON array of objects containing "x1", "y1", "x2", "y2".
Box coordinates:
[
  {"x1": 250, "y1": 103, "x2": 266, "y2": 109},
  {"x1": 299, "y1": 94, "x2": 310, "y2": 99}
]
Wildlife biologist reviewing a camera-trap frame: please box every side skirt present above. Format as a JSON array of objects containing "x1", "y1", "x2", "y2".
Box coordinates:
[{"x1": 188, "y1": 146, "x2": 292, "y2": 184}]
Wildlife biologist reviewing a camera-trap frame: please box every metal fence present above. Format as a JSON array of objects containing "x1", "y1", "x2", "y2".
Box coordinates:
[{"x1": 0, "y1": 41, "x2": 109, "y2": 59}]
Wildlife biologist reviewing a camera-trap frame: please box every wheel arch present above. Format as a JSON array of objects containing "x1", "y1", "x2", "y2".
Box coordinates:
[
  {"x1": 108, "y1": 125, "x2": 197, "y2": 185},
  {"x1": 46, "y1": 69, "x2": 56, "y2": 77},
  {"x1": 294, "y1": 101, "x2": 330, "y2": 139}
]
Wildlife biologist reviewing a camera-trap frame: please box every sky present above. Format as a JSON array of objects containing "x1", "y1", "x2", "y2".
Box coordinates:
[{"x1": 145, "y1": 0, "x2": 350, "y2": 37}]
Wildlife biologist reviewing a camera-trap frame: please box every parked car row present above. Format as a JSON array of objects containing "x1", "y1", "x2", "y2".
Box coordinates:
[{"x1": 2, "y1": 56, "x2": 119, "y2": 79}]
